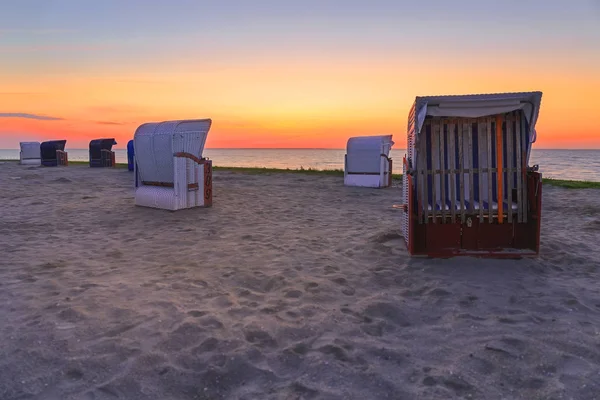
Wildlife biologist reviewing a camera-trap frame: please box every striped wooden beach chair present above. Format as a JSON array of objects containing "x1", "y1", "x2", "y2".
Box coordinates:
[
  {"x1": 400, "y1": 91, "x2": 543, "y2": 257},
  {"x1": 133, "y1": 119, "x2": 213, "y2": 211}
]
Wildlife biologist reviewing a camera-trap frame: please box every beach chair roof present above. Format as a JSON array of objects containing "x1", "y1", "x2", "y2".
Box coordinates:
[
  {"x1": 414, "y1": 91, "x2": 543, "y2": 143},
  {"x1": 346, "y1": 135, "x2": 394, "y2": 153},
  {"x1": 40, "y1": 140, "x2": 66, "y2": 150},
  {"x1": 40, "y1": 140, "x2": 66, "y2": 159},
  {"x1": 134, "y1": 119, "x2": 212, "y2": 184},
  {"x1": 89, "y1": 138, "x2": 117, "y2": 150}
]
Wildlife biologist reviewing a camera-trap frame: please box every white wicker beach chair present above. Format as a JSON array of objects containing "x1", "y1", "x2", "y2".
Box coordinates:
[
  {"x1": 344, "y1": 135, "x2": 394, "y2": 188},
  {"x1": 133, "y1": 119, "x2": 213, "y2": 211},
  {"x1": 19, "y1": 142, "x2": 41, "y2": 165}
]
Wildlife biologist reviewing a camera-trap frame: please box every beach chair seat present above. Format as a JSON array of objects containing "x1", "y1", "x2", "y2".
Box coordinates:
[
  {"x1": 41, "y1": 140, "x2": 68, "y2": 167},
  {"x1": 344, "y1": 135, "x2": 394, "y2": 188},
  {"x1": 133, "y1": 119, "x2": 213, "y2": 211},
  {"x1": 19, "y1": 142, "x2": 41, "y2": 165}
]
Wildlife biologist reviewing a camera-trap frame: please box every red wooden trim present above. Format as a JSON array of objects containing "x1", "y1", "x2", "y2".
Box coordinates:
[
  {"x1": 203, "y1": 159, "x2": 213, "y2": 207},
  {"x1": 388, "y1": 159, "x2": 393, "y2": 187},
  {"x1": 142, "y1": 181, "x2": 174, "y2": 188},
  {"x1": 174, "y1": 152, "x2": 209, "y2": 164},
  {"x1": 57, "y1": 150, "x2": 68, "y2": 166},
  {"x1": 404, "y1": 156, "x2": 415, "y2": 255}
]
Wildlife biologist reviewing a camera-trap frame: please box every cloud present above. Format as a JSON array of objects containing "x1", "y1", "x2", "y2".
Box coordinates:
[
  {"x1": 0, "y1": 113, "x2": 63, "y2": 121},
  {"x1": 0, "y1": 28, "x2": 77, "y2": 34},
  {"x1": 94, "y1": 121, "x2": 125, "y2": 125},
  {"x1": 0, "y1": 44, "x2": 114, "y2": 54}
]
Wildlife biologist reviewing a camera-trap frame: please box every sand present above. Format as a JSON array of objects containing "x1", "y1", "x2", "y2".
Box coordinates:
[{"x1": 1, "y1": 161, "x2": 599, "y2": 400}]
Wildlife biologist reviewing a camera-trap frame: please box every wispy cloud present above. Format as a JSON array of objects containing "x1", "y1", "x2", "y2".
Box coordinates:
[
  {"x1": 94, "y1": 121, "x2": 125, "y2": 125},
  {"x1": 0, "y1": 44, "x2": 114, "y2": 54},
  {"x1": 0, "y1": 112, "x2": 63, "y2": 121},
  {"x1": 0, "y1": 28, "x2": 77, "y2": 34}
]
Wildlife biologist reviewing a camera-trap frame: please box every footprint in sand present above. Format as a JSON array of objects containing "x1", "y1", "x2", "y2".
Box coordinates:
[
  {"x1": 284, "y1": 289, "x2": 303, "y2": 299},
  {"x1": 244, "y1": 326, "x2": 277, "y2": 348},
  {"x1": 304, "y1": 282, "x2": 319, "y2": 293}
]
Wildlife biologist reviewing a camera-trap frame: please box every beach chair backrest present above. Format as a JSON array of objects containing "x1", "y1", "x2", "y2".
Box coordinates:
[
  {"x1": 346, "y1": 135, "x2": 394, "y2": 173},
  {"x1": 40, "y1": 140, "x2": 67, "y2": 160},
  {"x1": 20, "y1": 142, "x2": 41, "y2": 160},
  {"x1": 134, "y1": 119, "x2": 212, "y2": 185}
]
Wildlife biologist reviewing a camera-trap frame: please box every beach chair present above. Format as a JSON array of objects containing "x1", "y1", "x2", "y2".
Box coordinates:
[
  {"x1": 133, "y1": 119, "x2": 213, "y2": 210},
  {"x1": 19, "y1": 142, "x2": 41, "y2": 165},
  {"x1": 127, "y1": 140, "x2": 135, "y2": 171},
  {"x1": 344, "y1": 135, "x2": 394, "y2": 188},
  {"x1": 89, "y1": 138, "x2": 117, "y2": 167},
  {"x1": 400, "y1": 91, "x2": 543, "y2": 257},
  {"x1": 40, "y1": 140, "x2": 68, "y2": 167}
]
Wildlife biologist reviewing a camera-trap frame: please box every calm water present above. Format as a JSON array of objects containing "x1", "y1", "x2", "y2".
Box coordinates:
[{"x1": 1, "y1": 148, "x2": 599, "y2": 182}]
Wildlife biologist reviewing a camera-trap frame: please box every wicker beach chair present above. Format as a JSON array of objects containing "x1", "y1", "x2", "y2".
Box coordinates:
[
  {"x1": 127, "y1": 140, "x2": 135, "y2": 171},
  {"x1": 133, "y1": 119, "x2": 213, "y2": 210},
  {"x1": 89, "y1": 138, "x2": 117, "y2": 167},
  {"x1": 40, "y1": 140, "x2": 68, "y2": 167},
  {"x1": 19, "y1": 142, "x2": 41, "y2": 165},
  {"x1": 344, "y1": 135, "x2": 394, "y2": 188}
]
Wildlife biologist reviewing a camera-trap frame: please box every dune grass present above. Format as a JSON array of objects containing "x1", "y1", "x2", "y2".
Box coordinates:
[
  {"x1": 542, "y1": 178, "x2": 600, "y2": 189},
  {"x1": 3, "y1": 159, "x2": 599, "y2": 188}
]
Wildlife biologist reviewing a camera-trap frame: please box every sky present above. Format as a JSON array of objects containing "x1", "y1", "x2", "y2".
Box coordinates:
[{"x1": 1, "y1": 0, "x2": 599, "y2": 149}]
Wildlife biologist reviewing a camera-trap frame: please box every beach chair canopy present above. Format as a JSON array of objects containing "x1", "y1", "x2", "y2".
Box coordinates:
[
  {"x1": 414, "y1": 92, "x2": 542, "y2": 142},
  {"x1": 346, "y1": 135, "x2": 394, "y2": 174},
  {"x1": 40, "y1": 140, "x2": 67, "y2": 160},
  {"x1": 134, "y1": 119, "x2": 211, "y2": 185},
  {"x1": 19, "y1": 142, "x2": 41, "y2": 160},
  {"x1": 89, "y1": 138, "x2": 117, "y2": 158}
]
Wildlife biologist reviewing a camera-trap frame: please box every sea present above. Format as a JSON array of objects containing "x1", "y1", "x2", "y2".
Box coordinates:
[{"x1": 1, "y1": 148, "x2": 599, "y2": 182}]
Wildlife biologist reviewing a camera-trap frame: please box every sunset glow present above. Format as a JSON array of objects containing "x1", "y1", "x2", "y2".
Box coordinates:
[{"x1": 1, "y1": 0, "x2": 599, "y2": 149}]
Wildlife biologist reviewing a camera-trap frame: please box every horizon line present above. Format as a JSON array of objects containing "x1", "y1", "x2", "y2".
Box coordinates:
[{"x1": 2, "y1": 147, "x2": 600, "y2": 151}]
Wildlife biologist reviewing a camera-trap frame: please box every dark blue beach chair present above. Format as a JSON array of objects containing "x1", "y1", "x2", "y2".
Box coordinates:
[
  {"x1": 89, "y1": 138, "x2": 117, "y2": 167},
  {"x1": 41, "y1": 140, "x2": 68, "y2": 167}
]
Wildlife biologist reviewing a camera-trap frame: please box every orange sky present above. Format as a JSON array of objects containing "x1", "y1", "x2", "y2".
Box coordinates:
[{"x1": 1, "y1": 1, "x2": 599, "y2": 149}]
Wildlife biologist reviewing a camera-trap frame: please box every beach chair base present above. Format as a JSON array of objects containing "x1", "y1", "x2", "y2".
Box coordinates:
[
  {"x1": 402, "y1": 172, "x2": 542, "y2": 258},
  {"x1": 20, "y1": 159, "x2": 41, "y2": 166},
  {"x1": 135, "y1": 158, "x2": 213, "y2": 211}
]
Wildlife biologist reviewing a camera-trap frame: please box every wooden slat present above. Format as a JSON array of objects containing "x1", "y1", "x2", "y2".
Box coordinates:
[
  {"x1": 520, "y1": 113, "x2": 528, "y2": 223},
  {"x1": 417, "y1": 135, "x2": 424, "y2": 224},
  {"x1": 467, "y1": 120, "x2": 475, "y2": 214},
  {"x1": 421, "y1": 123, "x2": 429, "y2": 223},
  {"x1": 448, "y1": 121, "x2": 456, "y2": 223},
  {"x1": 487, "y1": 118, "x2": 493, "y2": 224},
  {"x1": 515, "y1": 113, "x2": 523, "y2": 223},
  {"x1": 506, "y1": 114, "x2": 514, "y2": 223},
  {"x1": 495, "y1": 115, "x2": 504, "y2": 224},
  {"x1": 458, "y1": 121, "x2": 465, "y2": 223},
  {"x1": 431, "y1": 120, "x2": 439, "y2": 223},
  {"x1": 439, "y1": 119, "x2": 447, "y2": 223},
  {"x1": 477, "y1": 119, "x2": 486, "y2": 223}
]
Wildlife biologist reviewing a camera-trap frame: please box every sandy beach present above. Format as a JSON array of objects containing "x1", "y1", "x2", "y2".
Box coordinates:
[{"x1": 1, "y1": 161, "x2": 599, "y2": 400}]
